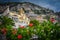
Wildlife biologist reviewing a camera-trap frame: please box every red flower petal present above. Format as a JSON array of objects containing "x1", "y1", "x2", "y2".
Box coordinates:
[
  {"x1": 29, "y1": 23, "x2": 33, "y2": 27},
  {"x1": 17, "y1": 35, "x2": 22, "y2": 39},
  {"x1": 50, "y1": 18, "x2": 55, "y2": 23},
  {"x1": 1, "y1": 28, "x2": 7, "y2": 35},
  {"x1": 20, "y1": 26, "x2": 25, "y2": 28},
  {"x1": 3, "y1": 32, "x2": 6, "y2": 35}
]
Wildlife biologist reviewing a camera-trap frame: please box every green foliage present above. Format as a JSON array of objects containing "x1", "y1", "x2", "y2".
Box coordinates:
[
  {"x1": 0, "y1": 16, "x2": 60, "y2": 40},
  {"x1": 0, "y1": 16, "x2": 14, "y2": 28},
  {"x1": 30, "y1": 20, "x2": 40, "y2": 26}
]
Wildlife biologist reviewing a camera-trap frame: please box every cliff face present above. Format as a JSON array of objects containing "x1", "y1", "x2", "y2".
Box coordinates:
[
  {"x1": 0, "y1": 2, "x2": 54, "y2": 14},
  {"x1": 9, "y1": 2, "x2": 54, "y2": 14}
]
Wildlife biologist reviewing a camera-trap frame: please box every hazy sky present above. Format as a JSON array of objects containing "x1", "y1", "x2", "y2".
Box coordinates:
[{"x1": 0, "y1": 0, "x2": 60, "y2": 12}]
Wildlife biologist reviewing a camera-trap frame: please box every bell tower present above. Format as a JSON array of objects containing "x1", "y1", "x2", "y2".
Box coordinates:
[{"x1": 19, "y1": 8, "x2": 24, "y2": 15}]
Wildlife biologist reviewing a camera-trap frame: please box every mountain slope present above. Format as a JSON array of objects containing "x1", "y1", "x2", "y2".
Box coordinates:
[{"x1": 8, "y1": 2, "x2": 54, "y2": 14}]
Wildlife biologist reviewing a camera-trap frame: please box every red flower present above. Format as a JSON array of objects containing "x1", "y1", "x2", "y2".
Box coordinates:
[
  {"x1": 29, "y1": 23, "x2": 33, "y2": 27},
  {"x1": 50, "y1": 18, "x2": 55, "y2": 23},
  {"x1": 17, "y1": 35, "x2": 22, "y2": 39},
  {"x1": 1, "y1": 28, "x2": 7, "y2": 35},
  {"x1": 20, "y1": 26, "x2": 25, "y2": 28}
]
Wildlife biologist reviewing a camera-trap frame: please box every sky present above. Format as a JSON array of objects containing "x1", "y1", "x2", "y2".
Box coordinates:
[{"x1": 0, "y1": 0, "x2": 60, "y2": 12}]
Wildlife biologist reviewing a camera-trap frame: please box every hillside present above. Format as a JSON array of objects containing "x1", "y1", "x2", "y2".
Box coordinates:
[
  {"x1": 0, "y1": 2, "x2": 59, "y2": 22},
  {"x1": 0, "y1": 2, "x2": 54, "y2": 14},
  {"x1": 9, "y1": 2, "x2": 54, "y2": 14}
]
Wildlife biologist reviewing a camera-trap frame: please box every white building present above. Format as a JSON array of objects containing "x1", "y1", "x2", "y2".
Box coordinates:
[{"x1": 2, "y1": 6, "x2": 30, "y2": 28}]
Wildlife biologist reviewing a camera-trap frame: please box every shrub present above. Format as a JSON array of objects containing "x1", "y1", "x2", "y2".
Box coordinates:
[{"x1": 0, "y1": 16, "x2": 60, "y2": 40}]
